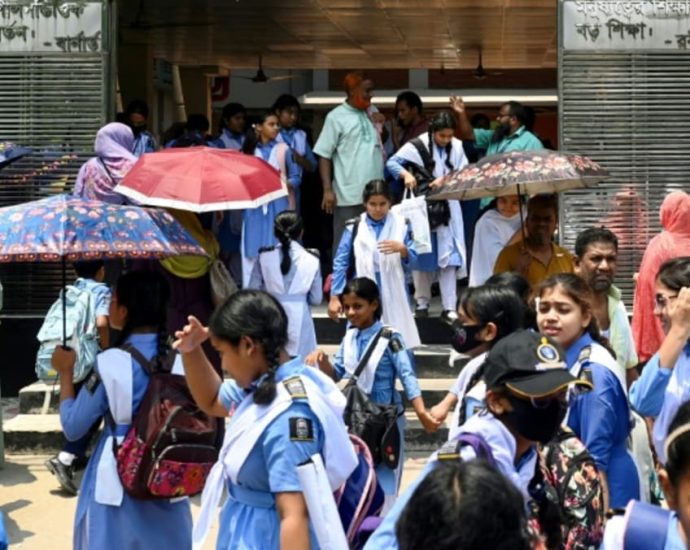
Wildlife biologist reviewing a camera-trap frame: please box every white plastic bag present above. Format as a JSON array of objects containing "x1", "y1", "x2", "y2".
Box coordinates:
[{"x1": 392, "y1": 189, "x2": 432, "y2": 254}]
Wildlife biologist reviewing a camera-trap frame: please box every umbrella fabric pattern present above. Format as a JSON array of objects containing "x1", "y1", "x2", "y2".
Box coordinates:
[
  {"x1": 429, "y1": 150, "x2": 609, "y2": 201},
  {"x1": 0, "y1": 194, "x2": 206, "y2": 262},
  {"x1": 0, "y1": 141, "x2": 32, "y2": 169},
  {"x1": 116, "y1": 146, "x2": 287, "y2": 212}
]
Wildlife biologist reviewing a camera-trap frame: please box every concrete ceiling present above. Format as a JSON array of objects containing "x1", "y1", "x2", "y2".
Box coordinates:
[{"x1": 118, "y1": 0, "x2": 557, "y2": 70}]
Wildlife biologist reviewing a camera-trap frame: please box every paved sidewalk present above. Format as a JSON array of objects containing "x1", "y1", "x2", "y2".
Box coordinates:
[{"x1": 0, "y1": 452, "x2": 428, "y2": 549}]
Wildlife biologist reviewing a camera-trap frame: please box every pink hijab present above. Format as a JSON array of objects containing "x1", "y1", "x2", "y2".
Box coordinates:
[{"x1": 632, "y1": 191, "x2": 690, "y2": 361}]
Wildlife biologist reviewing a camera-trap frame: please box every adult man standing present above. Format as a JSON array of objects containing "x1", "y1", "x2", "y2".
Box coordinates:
[
  {"x1": 314, "y1": 72, "x2": 385, "y2": 254},
  {"x1": 574, "y1": 227, "x2": 639, "y2": 386},
  {"x1": 392, "y1": 90, "x2": 430, "y2": 150},
  {"x1": 493, "y1": 194, "x2": 573, "y2": 287},
  {"x1": 453, "y1": 97, "x2": 543, "y2": 155}
]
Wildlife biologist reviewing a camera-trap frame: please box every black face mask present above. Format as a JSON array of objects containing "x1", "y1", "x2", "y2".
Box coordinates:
[
  {"x1": 502, "y1": 393, "x2": 567, "y2": 444},
  {"x1": 451, "y1": 322, "x2": 485, "y2": 354},
  {"x1": 130, "y1": 124, "x2": 146, "y2": 137}
]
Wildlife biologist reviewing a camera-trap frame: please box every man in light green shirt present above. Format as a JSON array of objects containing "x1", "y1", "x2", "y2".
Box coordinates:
[
  {"x1": 314, "y1": 73, "x2": 384, "y2": 255},
  {"x1": 574, "y1": 227, "x2": 640, "y2": 387}
]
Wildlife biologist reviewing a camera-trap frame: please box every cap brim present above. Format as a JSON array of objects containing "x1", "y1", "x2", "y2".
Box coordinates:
[{"x1": 504, "y1": 370, "x2": 593, "y2": 399}]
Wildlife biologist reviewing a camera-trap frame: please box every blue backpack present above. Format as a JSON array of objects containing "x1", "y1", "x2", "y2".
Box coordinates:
[{"x1": 35, "y1": 282, "x2": 100, "y2": 383}]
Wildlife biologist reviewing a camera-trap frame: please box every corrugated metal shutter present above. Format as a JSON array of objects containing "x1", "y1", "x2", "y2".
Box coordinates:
[
  {"x1": 0, "y1": 53, "x2": 108, "y2": 316},
  {"x1": 559, "y1": 50, "x2": 690, "y2": 306}
]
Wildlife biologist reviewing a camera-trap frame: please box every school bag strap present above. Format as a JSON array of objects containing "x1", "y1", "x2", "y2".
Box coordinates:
[
  {"x1": 97, "y1": 157, "x2": 117, "y2": 184},
  {"x1": 622, "y1": 501, "x2": 670, "y2": 550},
  {"x1": 409, "y1": 137, "x2": 436, "y2": 172},
  {"x1": 345, "y1": 216, "x2": 360, "y2": 278},
  {"x1": 119, "y1": 343, "x2": 175, "y2": 375},
  {"x1": 347, "y1": 328, "x2": 385, "y2": 384},
  {"x1": 436, "y1": 433, "x2": 496, "y2": 468}
]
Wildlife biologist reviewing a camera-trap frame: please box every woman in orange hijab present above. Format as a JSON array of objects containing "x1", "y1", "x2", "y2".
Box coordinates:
[{"x1": 632, "y1": 190, "x2": 690, "y2": 362}]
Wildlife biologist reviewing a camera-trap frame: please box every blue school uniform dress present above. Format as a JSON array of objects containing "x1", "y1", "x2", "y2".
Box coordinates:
[
  {"x1": 206, "y1": 357, "x2": 354, "y2": 550},
  {"x1": 131, "y1": 131, "x2": 157, "y2": 157},
  {"x1": 630, "y1": 341, "x2": 690, "y2": 463},
  {"x1": 277, "y1": 127, "x2": 316, "y2": 211},
  {"x1": 332, "y1": 320, "x2": 421, "y2": 496},
  {"x1": 364, "y1": 412, "x2": 538, "y2": 550},
  {"x1": 565, "y1": 333, "x2": 640, "y2": 508},
  {"x1": 59, "y1": 334, "x2": 192, "y2": 550},
  {"x1": 602, "y1": 508, "x2": 685, "y2": 550}
]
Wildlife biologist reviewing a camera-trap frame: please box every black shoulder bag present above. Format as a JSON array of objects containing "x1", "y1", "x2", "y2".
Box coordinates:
[
  {"x1": 342, "y1": 328, "x2": 402, "y2": 469},
  {"x1": 408, "y1": 138, "x2": 451, "y2": 229}
]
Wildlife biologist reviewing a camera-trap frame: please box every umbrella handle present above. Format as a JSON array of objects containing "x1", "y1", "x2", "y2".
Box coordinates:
[
  {"x1": 62, "y1": 255, "x2": 67, "y2": 347},
  {"x1": 517, "y1": 186, "x2": 527, "y2": 242}
]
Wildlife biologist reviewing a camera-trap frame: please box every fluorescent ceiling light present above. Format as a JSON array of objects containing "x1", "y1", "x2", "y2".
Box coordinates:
[{"x1": 299, "y1": 89, "x2": 558, "y2": 107}]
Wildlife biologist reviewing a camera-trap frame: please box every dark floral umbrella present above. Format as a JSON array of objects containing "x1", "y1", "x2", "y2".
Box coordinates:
[
  {"x1": 0, "y1": 194, "x2": 206, "y2": 344},
  {"x1": 429, "y1": 150, "x2": 609, "y2": 201}
]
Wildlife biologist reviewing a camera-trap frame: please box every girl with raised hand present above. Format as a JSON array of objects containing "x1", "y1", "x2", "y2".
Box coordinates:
[
  {"x1": 307, "y1": 277, "x2": 439, "y2": 508},
  {"x1": 51, "y1": 271, "x2": 192, "y2": 550},
  {"x1": 240, "y1": 111, "x2": 301, "y2": 287},
  {"x1": 174, "y1": 290, "x2": 356, "y2": 550},
  {"x1": 386, "y1": 111, "x2": 469, "y2": 322},
  {"x1": 536, "y1": 272, "x2": 640, "y2": 509},
  {"x1": 330, "y1": 179, "x2": 420, "y2": 349},
  {"x1": 248, "y1": 210, "x2": 322, "y2": 359}
]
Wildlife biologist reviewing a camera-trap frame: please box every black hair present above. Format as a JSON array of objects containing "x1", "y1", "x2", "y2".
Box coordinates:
[
  {"x1": 456, "y1": 285, "x2": 527, "y2": 425},
  {"x1": 665, "y1": 401, "x2": 690, "y2": 486},
  {"x1": 362, "y1": 179, "x2": 393, "y2": 204},
  {"x1": 528, "y1": 193, "x2": 558, "y2": 217},
  {"x1": 485, "y1": 272, "x2": 531, "y2": 304},
  {"x1": 396, "y1": 460, "x2": 531, "y2": 550},
  {"x1": 209, "y1": 290, "x2": 288, "y2": 405},
  {"x1": 395, "y1": 90, "x2": 423, "y2": 113},
  {"x1": 657, "y1": 257, "x2": 690, "y2": 291},
  {"x1": 427, "y1": 111, "x2": 457, "y2": 172},
  {"x1": 272, "y1": 94, "x2": 301, "y2": 113},
  {"x1": 574, "y1": 227, "x2": 619, "y2": 258},
  {"x1": 161, "y1": 122, "x2": 186, "y2": 147},
  {"x1": 219, "y1": 102, "x2": 247, "y2": 133},
  {"x1": 125, "y1": 99, "x2": 149, "y2": 118},
  {"x1": 537, "y1": 273, "x2": 616, "y2": 358},
  {"x1": 113, "y1": 270, "x2": 171, "y2": 360},
  {"x1": 73, "y1": 260, "x2": 104, "y2": 280},
  {"x1": 274, "y1": 210, "x2": 304, "y2": 275},
  {"x1": 523, "y1": 105, "x2": 536, "y2": 132},
  {"x1": 171, "y1": 134, "x2": 206, "y2": 148},
  {"x1": 241, "y1": 111, "x2": 277, "y2": 155},
  {"x1": 503, "y1": 100, "x2": 528, "y2": 126},
  {"x1": 341, "y1": 277, "x2": 382, "y2": 320},
  {"x1": 186, "y1": 113, "x2": 210, "y2": 134}
]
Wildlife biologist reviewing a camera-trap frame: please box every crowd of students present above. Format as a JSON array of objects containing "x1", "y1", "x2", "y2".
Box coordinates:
[{"x1": 38, "y1": 78, "x2": 690, "y2": 550}]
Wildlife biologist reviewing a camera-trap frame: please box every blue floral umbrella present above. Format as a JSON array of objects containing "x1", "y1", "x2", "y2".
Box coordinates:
[
  {"x1": 0, "y1": 141, "x2": 32, "y2": 169},
  {"x1": 0, "y1": 194, "x2": 207, "y2": 344}
]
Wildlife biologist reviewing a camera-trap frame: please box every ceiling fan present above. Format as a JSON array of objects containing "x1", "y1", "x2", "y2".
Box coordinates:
[
  {"x1": 472, "y1": 49, "x2": 503, "y2": 80},
  {"x1": 233, "y1": 55, "x2": 296, "y2": 84},
  {"x1": 124, "y1": 0, "x2": 211, "y2": 31}
]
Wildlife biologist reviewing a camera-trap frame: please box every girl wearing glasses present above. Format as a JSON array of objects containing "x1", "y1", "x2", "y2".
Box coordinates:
[
  {"x1": 536, "y1": 273, "x2": 640, "y2": 510},
  {"x1": 630, "y1": 257, "x2": 690, "y2": 464}
]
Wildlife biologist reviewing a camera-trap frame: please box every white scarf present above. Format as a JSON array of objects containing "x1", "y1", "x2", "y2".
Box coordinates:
[
  {"x1": 353, "y1": 213, "x2": 421, "y2": 348},
  {"x1": 342, "y1": 327, "x2": 392, "y2": 394},
  {"x1": 193, "y1": 368, "x2": 357, "y2": 550}
]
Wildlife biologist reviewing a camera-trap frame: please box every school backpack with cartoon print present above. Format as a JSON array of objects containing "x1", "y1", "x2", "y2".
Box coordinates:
[
  {"x1": 539, "y1": 427, "x2": 605, "y2": 550},
  {"x1": 35, "y1": 283, "x2": 99, "y2": 383},
  {"x1": 108, "y1": 345, "x2": 222, "y2": 500}
]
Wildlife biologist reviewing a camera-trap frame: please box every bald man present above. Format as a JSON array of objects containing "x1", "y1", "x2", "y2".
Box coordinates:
[{"x1": 314, "y1": 72, "x2": 385, "y2": 256}]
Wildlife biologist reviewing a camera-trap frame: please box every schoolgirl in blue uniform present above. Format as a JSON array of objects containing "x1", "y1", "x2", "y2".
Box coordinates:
[
  {"x1": 602, "y1": 400, "x2": 690, "y2": 550},
  {"x1": 51, "y1": 271, "x2": 192, "y2": 550},
  {"x1": 248, "y1": 210, "x2": 322, "y2": 360},
  {"x1": 329, "y1": 179, "x2": 421, "y2": 348},
  {"x1": 630, "y1": 257, "x2": 690, "y2": 464},
  {"x1": 364, "y1": 330, "x2": 590, "y2": 550},
  {"x1": 240, "y1": 111, "x2": 301, "y2": 287},
  {"x1": 174, "y1": 290, "x2": 356, "y2": 550},
  {"x1": 536, "y1": 273, "x2": 640, "y2": 509},
  {"x1": 307, "y1": 277, "x2": 439, "y2": 506}
]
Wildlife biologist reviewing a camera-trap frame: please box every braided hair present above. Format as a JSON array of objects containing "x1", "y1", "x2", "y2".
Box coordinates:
[
  {"x1": 274, "y1": 210, "x2": 304, "y2": 275},
  {"x1": 209, "y1": 290, "x2": 288, "y2": 405},
  {"x1": 428, "y1": 111, "x2": 457, "y2": 173},
  {"x1": 112, "y1": 270, "x2": 171, "y2": 366}
]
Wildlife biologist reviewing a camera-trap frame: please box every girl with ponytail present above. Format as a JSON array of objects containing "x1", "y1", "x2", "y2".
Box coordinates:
[
  {"x1": 248, "y1": 210, "x2": 322, "y2": 359},
  {"x1": 173, "y1": 290, "x2": 357, "y2": 550},
  {"x1": 386, "y1": 109, "x2": 469, "y2": 323},
  {"x1": 536, "y1": 272, "x2": 640, "y2": 509},
  {"x1": 52, "y1": 271, "x2": 193, "y2": 549}
]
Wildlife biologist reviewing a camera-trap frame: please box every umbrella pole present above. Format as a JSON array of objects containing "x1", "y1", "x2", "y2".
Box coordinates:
[
  {"x1": 62, "y1": 255, "x2": 67, "y2": 347},
  {"x1": 517, "y1": 185, "x2": 527, "y2": 242}
]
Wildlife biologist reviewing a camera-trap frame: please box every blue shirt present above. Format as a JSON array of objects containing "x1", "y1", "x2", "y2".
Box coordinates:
[
  {"x1": 131, "y1": 131, "x2": 157, "y2": 157},
  {"x1": 333, "y1": 320, "x2": 421, "y2": 408},
  {"x1": 331, "y1": 214, "x2": 417, "y2": 296},
  {"x1": 255, "y1": 139, "x2": 301, "y2": 189},
  {"x1": 277, "y1": 127, "x2": 316, "y2": 181},
  {"x1": 209, "y1": 128, "x2": 245, "y2": 151}
]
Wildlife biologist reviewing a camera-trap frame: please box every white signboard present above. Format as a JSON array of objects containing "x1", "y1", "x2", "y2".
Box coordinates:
[
  {"x1": 563, "y1": 0, "x2": 690, "y2": 50},
  {"x1": 0, "y1": 0, "x2": 102, "y2": 53}
]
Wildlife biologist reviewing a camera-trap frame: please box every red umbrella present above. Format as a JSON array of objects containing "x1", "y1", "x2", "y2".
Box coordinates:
[{"x1": 115, "y1": 147, "x2": 288, "y2": 212}]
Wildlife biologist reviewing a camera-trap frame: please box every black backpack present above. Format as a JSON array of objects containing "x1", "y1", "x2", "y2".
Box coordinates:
[{"x1": 408, "y1": 137, "x2": 451, "y2": 229}]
